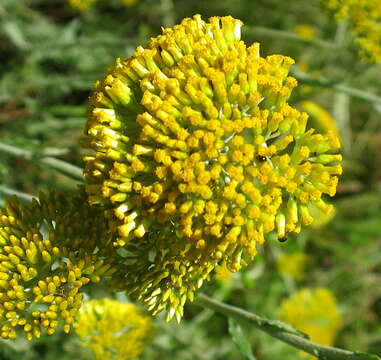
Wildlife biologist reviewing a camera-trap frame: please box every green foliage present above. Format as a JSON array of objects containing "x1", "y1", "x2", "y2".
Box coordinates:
[
  {"x1": 228, "y1": 318, "x2": 257, "y2": 360},
  {"x1": 1, "y1": 0, "x2": 381, "y2": 359}
]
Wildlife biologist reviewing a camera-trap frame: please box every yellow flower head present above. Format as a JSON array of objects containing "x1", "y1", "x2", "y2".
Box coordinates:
[
  {"x1": 279, "y1": 288, "x2": 342, "y2": 350},
  {"x1": 67, "y1": 0, "x2": 96, "y2": 12},
  {"x1": 75, "y1": 299, "x2": 153, "y2": 360},
  {"x1": 0, "y1": 192, "x2": 117, "y2": 340},
  {"x1": 276, "y1": 252, "x2": 308, "y2": 279},
  {"x1": 83, "y1": 15, "x2": 342, "y2": 320},
  {"x1": 322, "y1": 0, "x2": 381, "y2": 63}
]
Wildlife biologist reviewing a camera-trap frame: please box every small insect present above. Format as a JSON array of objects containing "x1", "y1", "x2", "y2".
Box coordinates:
[
  {"x1": 278, "y1": 235, "x2": 288, "y2": 243},
  {"x1": 54, "y1": 286, "x2": 68, "y2": 298},
  {"x1": 257, "y1": 155, "x2": 267, "y2": 162}
]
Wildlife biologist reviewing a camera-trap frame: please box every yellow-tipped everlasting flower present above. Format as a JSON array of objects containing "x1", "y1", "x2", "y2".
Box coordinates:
[
  {"x1": 323, "y1": 0, "x2": 381, "y2": 63},
  {"x1": 75, "y1": 299, "x2": 153, "y2": 360},
  {"x1": 276, "y1": 252, "x2": 308, "y2": 279},
  {"x1": 279, "y1": 288, "x2": 342, "y2": 354},
  {"x1": 0, "y1": 192, "x2": 117, "y2": 340},
  {"x1": 83, "y1": 15, "x2": 342, "y2": 321}
]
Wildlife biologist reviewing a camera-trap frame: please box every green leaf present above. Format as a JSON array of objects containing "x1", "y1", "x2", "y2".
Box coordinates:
[
  {"x1": 228, "y1": 318, "x2": 257, "y2": 360},
  {"x1": 2, "y1": 21, "x2": 28, "y2": 49}
]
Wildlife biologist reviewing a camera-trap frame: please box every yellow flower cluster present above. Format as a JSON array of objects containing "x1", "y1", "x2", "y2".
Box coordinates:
[
  {"x1": 323, "y1": 0, "x2": 381, "y2": 63},
  {"x1": 0, "y1": 192, "x2": 117, "y2": 340},
  {"x1": 75, "y1": 299, "x2": 153, "y2": 360},
  {"x1": 83, "y1": 15, "x2": 342, "y2": 320},
  {"x1": 276, "y1": 252, "x2": 308, "y2": 279},
  {"x1": 279, "y1": 288, "x2": 342, "y2": 353}
]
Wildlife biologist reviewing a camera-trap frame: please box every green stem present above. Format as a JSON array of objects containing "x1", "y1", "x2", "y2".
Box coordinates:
[
  {"x1": 0, "y1": 142, "x2": 83, "y2": 181},
  {"x1": 243, "y1": 26, "x2": 336, "y2": 49},
  {"x1": 161, "y1": 0, "x2": 175, "y2": 27},
  {"x1": 196, "y1": 294, "x2": 379, "y2": 360},
  {"x1": 293, "y1": 71, "x2": 381, "y2": 105}
]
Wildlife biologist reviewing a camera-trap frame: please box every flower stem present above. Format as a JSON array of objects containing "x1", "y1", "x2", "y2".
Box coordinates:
[
  {"x1": 0, "y1": 141, "x2": 83, "y2": 181},
  {"x1": 196, "y1": 294, "x2": 380, "y2": 360}
]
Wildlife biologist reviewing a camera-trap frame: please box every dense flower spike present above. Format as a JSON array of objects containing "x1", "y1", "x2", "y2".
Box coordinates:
[
  {"x1": 323, "y1": 0, "x2": 381, "y2": 63},
  {"x1": 0, "y1": 192, "x2": 117, "y2": 340},
  {"x1": 279, "y1": 288, "x2": 342, "y2": 354},
  {"x1": 75, "y1": 299, "x2": 153, "y2": 360},
  {"x1": 83, "y1": 15, "x2": 342, "y2": 320}
]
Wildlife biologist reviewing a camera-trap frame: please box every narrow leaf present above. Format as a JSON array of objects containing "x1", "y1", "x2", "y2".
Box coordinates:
[{"x1": 228, "y1": 318, "x2": 257, "y2": 360}]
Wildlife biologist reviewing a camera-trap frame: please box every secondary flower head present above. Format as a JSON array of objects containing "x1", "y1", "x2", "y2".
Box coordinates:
[
  {"x1": 279, "y1": 288, "x2": 342, "y2": 350},
  {"x1": 83, "y1": 15, "x2": 342, "y2": 320},
  {"x1": 0, "y1": 192, "x2": 117, "y2": 340},
  {"x1": 322, "y1": 0, "x2": 381, "y2": 63},
  {"x1": 75, "y1": 298, "x2": 153, "y2": 360}
]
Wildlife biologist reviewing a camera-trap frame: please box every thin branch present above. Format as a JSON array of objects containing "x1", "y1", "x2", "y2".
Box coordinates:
[
  {"x1": 196, "y1": 294, "x2": 380, "y2": 360},
  {"x1": 0, "y1": 186, "x2": 34, "y2": 202},
  {"x1": 293, "y1": 71, "x2": 381, "y2": 105},
  {"x1": 0, "y1": 141, "x2": 83, "y2": 181},
  {"x1": 243, "y1": 26, "x2": 336, "y2": 49}
]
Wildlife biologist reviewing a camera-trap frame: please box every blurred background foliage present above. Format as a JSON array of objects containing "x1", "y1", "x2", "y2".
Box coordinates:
[{"x1": 1, "y1": 0, "x2": 381, "y2": 359}]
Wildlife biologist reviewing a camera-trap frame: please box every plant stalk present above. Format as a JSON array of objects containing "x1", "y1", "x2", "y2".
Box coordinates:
[{"x1": 196, "y1": 294, "x2": 380, "y2": 360}]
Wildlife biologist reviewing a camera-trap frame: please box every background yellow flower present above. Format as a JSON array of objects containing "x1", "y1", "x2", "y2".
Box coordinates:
[
  {"x1": 75, "y1": 298, "x2": 153, "y2": 360},
  {"x1": 322, "y1": 0, "x2": 381, "y2": 62},
  {"x1": 279, "y1": 288, "x2": 342, "y2": 357},
  {"x1": 67, "y1": 0, "x2": 96, "y2": 12},
  {"x1": 276, "y1": 253, "x2": 308, "y2": 280}
]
